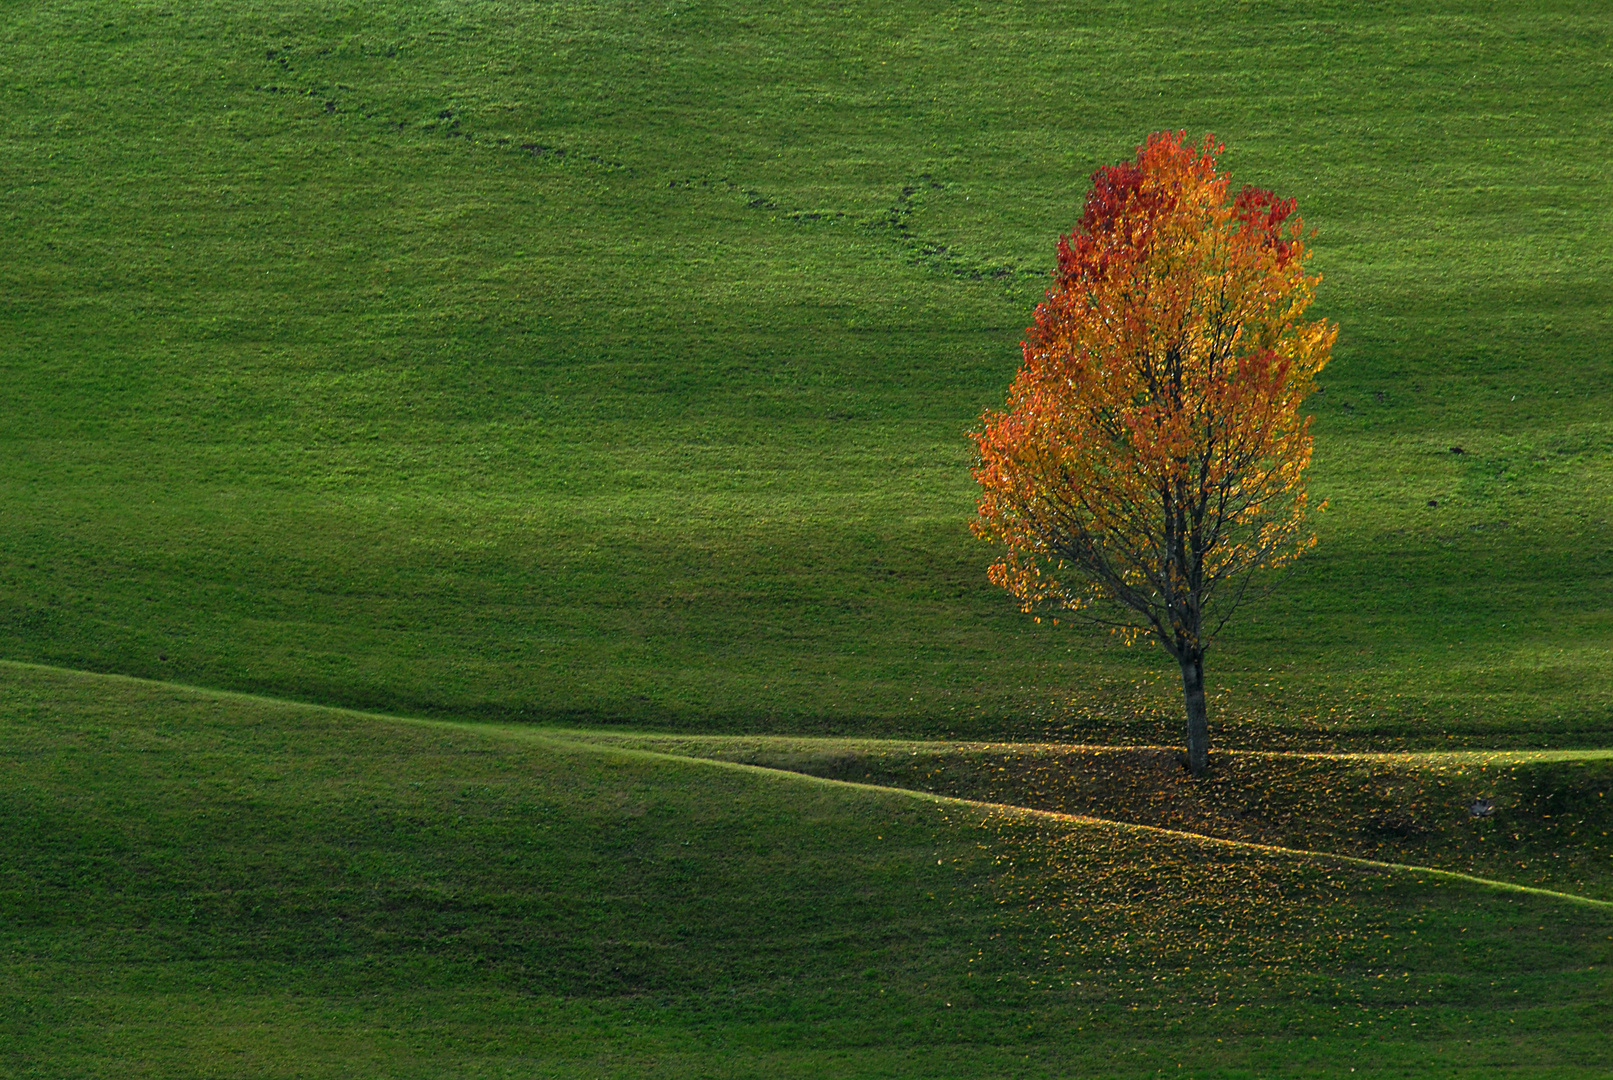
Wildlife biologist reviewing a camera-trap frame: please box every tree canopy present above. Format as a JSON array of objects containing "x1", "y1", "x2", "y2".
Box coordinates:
[{"x1": 972, "y1": 131, "x2": 1336, "y2": 774}]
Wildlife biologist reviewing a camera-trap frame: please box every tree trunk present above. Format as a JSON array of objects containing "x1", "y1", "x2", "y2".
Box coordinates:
[{"x1": 1178, "y1": 651, "x2": 1210, "y2": 776}]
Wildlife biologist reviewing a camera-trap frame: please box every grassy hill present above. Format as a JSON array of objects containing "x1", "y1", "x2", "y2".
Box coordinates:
[
  {"x1": 576, "y1": 731, "x2": 1613, "y2": 901},
  {"x1": 3, "y1": 662, "x2": 1610, "y2": 1077},
  {"x1": 4, "y1": 2, "x2": 1613, "y2": 1074},
  {"x1": 2, "y1": 0, "x2": 1611, "y2": 745}
]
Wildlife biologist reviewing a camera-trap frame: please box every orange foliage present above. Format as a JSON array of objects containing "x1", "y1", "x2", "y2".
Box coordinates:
[{"x1": 972, "y1": 131, "x2": 1335, "y2": 661}]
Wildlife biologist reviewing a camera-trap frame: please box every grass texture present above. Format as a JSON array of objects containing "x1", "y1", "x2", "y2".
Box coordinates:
[
  {"x1": 1, "y1": 0, "x2": 1611, "y2": 745},
  {"x1": 3, "y1": 2, "x2": 1613, "y2": 1074},
  {"x1": 575, "y1": 732, "x2": 1613, "y2": 902},
  {"x1": 2, "y1": 662, "x2": 1611, "y2": 1078}
]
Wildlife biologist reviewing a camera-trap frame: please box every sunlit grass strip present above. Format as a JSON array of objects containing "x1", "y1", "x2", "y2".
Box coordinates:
[
  {"x1": 473, "y1": 726, "x2": 1613, "y2": 912},
  {"x1": 552, "y1": 728, "x2": 1613, "y2": 766},
  {"x1": 963, "y1": 798, "x2": 1613, "y2": 912},
  {"x1": 21, "y1": 658, "x2": 1611, "y2": 770},
  {"x1": 7, "y1": 660, "x2": 1606, "y2": 910}
]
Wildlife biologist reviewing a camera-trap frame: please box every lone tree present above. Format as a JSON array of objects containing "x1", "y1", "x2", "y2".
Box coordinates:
[{"x1": 971, "y1": 132, "x2": 1335, "y2": 776}]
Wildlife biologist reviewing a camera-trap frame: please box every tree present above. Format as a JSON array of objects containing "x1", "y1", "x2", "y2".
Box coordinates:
[{"x1": 971, "y1": 131, "x2": 1335, "y2": 776}]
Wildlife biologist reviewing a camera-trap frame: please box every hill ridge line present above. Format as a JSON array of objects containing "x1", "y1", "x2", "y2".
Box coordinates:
[
  {"x1": 4, "y1": 658, "x2": 1608, "y2": 765},
  {"x1": 469, "y1": 726, "x2": 1613, "y2": 913},
  {"x1": 554, "y1": 731, "x2": 1613, "y2": 765},
  {"x1": 5, "y1": 657, "x2": 1611, "y2": 910}
]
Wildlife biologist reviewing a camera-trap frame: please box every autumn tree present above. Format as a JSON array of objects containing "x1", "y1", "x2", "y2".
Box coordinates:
[{"x1": 971, "y1": 131, "x2": 1335, "y2": 776}]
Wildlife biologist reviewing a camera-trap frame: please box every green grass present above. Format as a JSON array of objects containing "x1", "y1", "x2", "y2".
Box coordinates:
[
  {"x1": 2, "y1": 0, "x2": 1611, "y2": 744},
  {"x1": 3, "y1": 662, "x2": 1611, "y2": 1078},
  {"x1": 4, "y1": 1, "x2": 1613, "y2": 1074},
  {"x1": 572, "y1": 731, "x2": 1613, "y2": 901}
]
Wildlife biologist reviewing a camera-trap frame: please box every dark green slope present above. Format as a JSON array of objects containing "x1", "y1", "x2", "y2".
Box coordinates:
[
  {"x1": 578, "y1": 731, "x2": 1613, "y2": 901},
  {"x1": 1, "y1": 2, "x2": 1611, "y2": 742},
  {"x1": 2, "y1": 663, "x2": 1610, "y2": 1077}
]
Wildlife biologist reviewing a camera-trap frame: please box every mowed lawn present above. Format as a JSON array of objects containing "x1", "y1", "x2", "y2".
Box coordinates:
[
  {"x1": 1, "y1": 0, "x2": 1610, "y2": 745},
  {"x1": 3, "y1": 2, "x2": 1613, "y2": 1075},
  {"x1": 566, "y1": 729, "x2": 1613, "y2": 904},
  {"x1": 2, "y1": 662, "x2": 1609, "y2": 1078}
]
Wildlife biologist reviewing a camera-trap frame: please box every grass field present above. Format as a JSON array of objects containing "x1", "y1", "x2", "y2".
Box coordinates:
[
  {"x1": 3, "y1": 662, "x2": 1610, "y2": 1078},
  {"x1": 4, "y1": 0, "x2": 1613, "y2": 1075},
  {"x1": 571, "y1": 731, "x2": 1613, "y2": 903},
  {"x1": 2, "y1": 0, "x2": 1610, "y2": 744}
]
